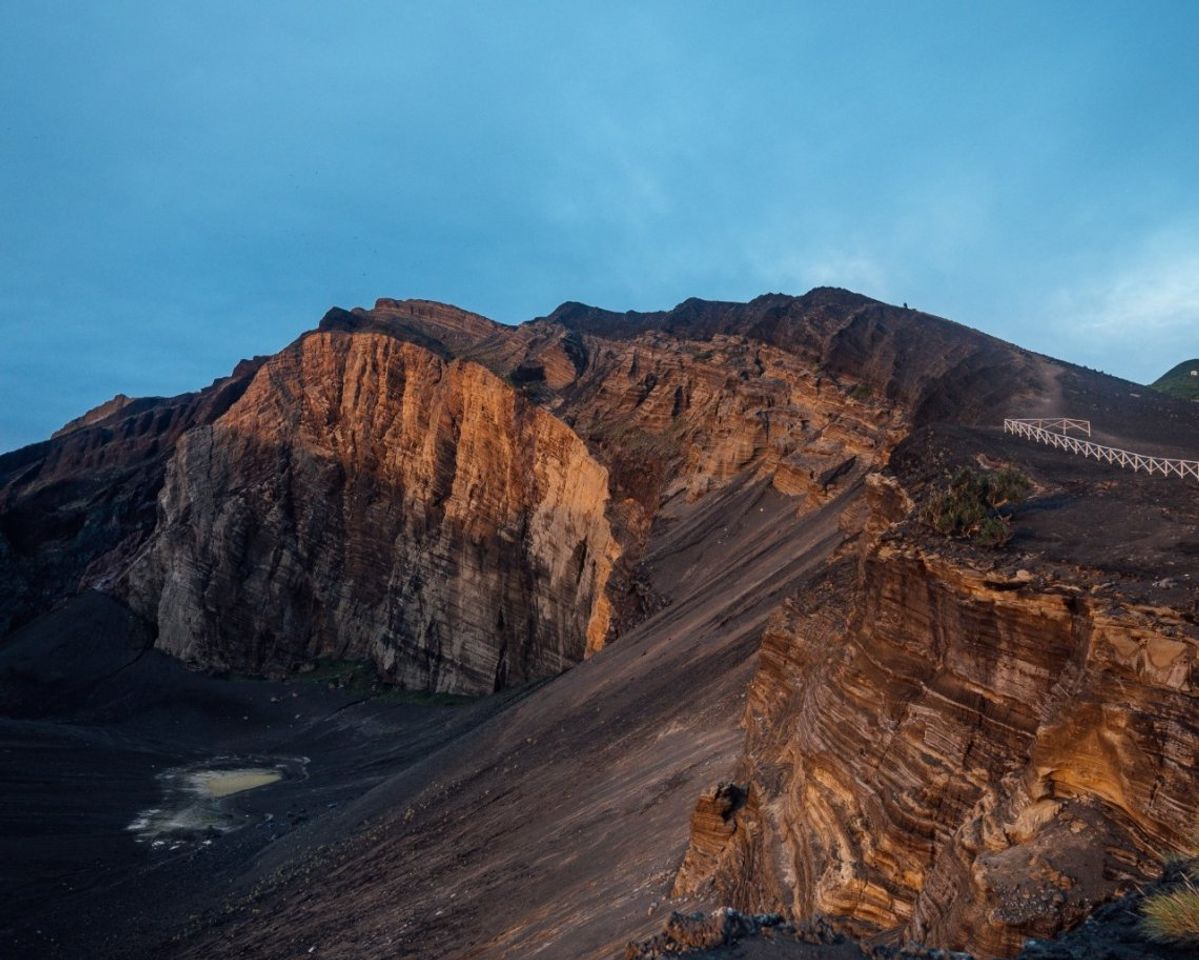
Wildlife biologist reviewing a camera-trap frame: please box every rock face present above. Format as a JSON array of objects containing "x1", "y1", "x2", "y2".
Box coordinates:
[
  {"x1": 700, "y1": 473, "x2": 1199, "y2": 956},
  {"x1": 0, "y1": 363, "x2": 262, "y2": 636},
  {"x1": 51, "y1": 393, "x2": 136, "y2": 438},
  {"x1": 671, "y1": 781, "x2": 784, "y2": 913},
  {"x1": 122, "y1": 331, "x2": 618, "y2": 694}
]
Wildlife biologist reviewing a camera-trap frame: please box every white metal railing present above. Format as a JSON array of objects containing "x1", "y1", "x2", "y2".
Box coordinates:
[
  {"x1": 1008, "y1": 417, "x2": 1092, "y2": 437},
  {"x1": 1003, "y1": 418, "x2": 1199, "y2": 481}
]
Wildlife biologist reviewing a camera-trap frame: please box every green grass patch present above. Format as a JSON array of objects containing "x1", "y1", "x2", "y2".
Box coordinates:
[
  {"x1": 1151, "y1": 359, "x2": 1199, "y2": 401},
  {"x1": 1142, "y1": 878, "x2": 1199, "y2": 945}
]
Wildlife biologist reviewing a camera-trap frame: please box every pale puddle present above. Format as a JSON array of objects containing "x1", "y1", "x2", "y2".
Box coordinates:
[{"x1": 128, "y1": 756, "x2": 305, "y2": 850}]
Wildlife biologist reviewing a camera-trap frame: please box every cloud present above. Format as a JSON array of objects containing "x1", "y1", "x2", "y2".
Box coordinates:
[
  {"x1": 740, "y1": 238, "x2": 896, "y2": 302},
  {"x1": 1050, "y1": 233, "x2": 1199, "y2": 378},
  {"x1": 1068, "y1": 253, "x2": 1199, "y2": 335}
]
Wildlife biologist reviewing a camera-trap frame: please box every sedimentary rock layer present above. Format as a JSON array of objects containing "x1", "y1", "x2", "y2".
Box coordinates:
[
  {"x1": 122, "y1": 332, "x2": 619, "y2": 694},
  {"x1": 705, "y1": 475, "x2": 1199, "y2": 956}
]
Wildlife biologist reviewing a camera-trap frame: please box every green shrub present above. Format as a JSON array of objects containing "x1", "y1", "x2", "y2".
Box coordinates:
[
  {"x1": 973, "y1": 515, "x2": 1013, "y2": 548},
  {"x1": 1141, "y1": 879, "x2": 1199, "y2": 945},
  {"x1": 989, "y1": 465, "x2": 1032, "y2": 505},
  {"x1": 922, "y1": 465, "x2": 1030, "y2": 548}
]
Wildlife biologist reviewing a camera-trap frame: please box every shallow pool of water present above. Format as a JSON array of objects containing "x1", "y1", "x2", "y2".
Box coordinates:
[
  {"x1": 127, "y1": 756, "x2": 304, "y2": 848},
  {"x1": 188, "y1": 768, "x2": 283, "y2": 798}
]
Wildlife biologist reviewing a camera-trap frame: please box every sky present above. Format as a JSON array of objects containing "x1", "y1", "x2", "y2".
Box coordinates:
[{"x1": 2, "y1": 2, "x2": 1198, "y2": 450}]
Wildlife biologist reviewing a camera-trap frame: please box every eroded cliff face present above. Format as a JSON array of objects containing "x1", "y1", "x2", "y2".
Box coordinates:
[
  {"x1": 122, "y1": 331, "x2": 619, "y2": 694},
  {"x1": 11, "y1": 290, "x2": 1199, "y2": 960},
  {"x1": 693, "y1": 474, "x2": 1199, "y2": 957},
  {"x1": 0, "y1": 363, "x2": 263, "y2": 636},
  {"x1": 319, "y1": 298, "x2": 909, "y2": 635},
  {"x1": 554, "y1": 332, "x2": 902, "y2": 510},
  {"x1": 323, "y1": 298, "x2": 909, "y2": 523}
]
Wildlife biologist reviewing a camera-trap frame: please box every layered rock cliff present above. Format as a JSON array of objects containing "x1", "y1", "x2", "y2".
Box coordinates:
[
  {"x1": 687, "y1": 470, "x2": 1199, "y2": 957},
  {"x1": 121, "y1": 331, "x2": 619, "y2": 694},
  {"x1": 0, "y1": 362, "x2": 263, "y2": 636}
]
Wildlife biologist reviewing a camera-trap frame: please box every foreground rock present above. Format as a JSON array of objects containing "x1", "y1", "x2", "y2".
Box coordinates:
[{"x1": 678, "y1": 462, "x2": 1199, "y2": 956}]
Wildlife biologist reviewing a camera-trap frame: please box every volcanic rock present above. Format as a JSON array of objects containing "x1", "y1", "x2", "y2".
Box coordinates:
[
  {"x1": 693, "y1": 470, "x2": 1199, "y2": 956},
  {"x1": 121, "y1": 331, "x2": 619, "y2": 694}
]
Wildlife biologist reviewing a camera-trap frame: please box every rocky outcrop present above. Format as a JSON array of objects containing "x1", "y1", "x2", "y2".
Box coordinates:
[
  {"x1": 0, "y1": 363, "x2": 262, "y2": 635},
  {"x1": 52, "y1": 393, "x2": 135, "y2": 438},
  {"x1": 121, "y1": 331, "x2": 619, "y2": 694},
  {"x1": 672, "y1": 783, "x2": 752, "y2": 899},
  {"x1": 307, "y1": 299, "x2": 907, "y2": 636},
  {"x1": 9, "y1": 289, "x2": 1199, "y2": 960},
  {"x1": 554, "y1": 332, "x2": 900, "y2": 512},
  {"x1": 700, "y1": 474, "x2": 1199, "y2": 956},
  {"x1": 540, "y1": 290, "x2": 1053, "y2": 428},
  {"x1": 330, "y1": 298, "x2": 907, "y2": 506},
  {"x1": 671, "y1": 782, "x2": 784, "y2": 915}
]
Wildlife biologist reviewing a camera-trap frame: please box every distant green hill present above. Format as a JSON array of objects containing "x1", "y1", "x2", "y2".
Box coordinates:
[{"x1": 1151, "y1": 359, "x2": 1199, "y2": 400}]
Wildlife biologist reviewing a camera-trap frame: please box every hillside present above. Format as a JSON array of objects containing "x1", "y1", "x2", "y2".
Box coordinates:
[
  {"x1": 1151, "y1": 359, "x2": 1199, "y2": 400},
  {"x1": 3, "y1": 289, "x2": 1199, "y2": 960}
]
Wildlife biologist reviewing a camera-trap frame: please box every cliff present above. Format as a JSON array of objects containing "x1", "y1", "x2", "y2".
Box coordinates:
[
  {"x1": 121, "y1": 331, "x2": 619, "y2": 694},
  {"x1": 683, "y1": 470, "x2": 1199, "y2": 956},
  {"x1": 0, "y1": 362, "x2": 262, "y2": 636}
]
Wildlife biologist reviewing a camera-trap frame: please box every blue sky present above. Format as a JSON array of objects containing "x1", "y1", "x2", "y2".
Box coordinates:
[{"x1": 2, "y1": 2, "x2": 1198, "y2": 450}]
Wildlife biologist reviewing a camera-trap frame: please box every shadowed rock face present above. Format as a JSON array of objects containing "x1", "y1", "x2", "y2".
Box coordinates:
[
  {"x1": 0, "y1": 361, "x2": 263, "y2": 636},
  {"x1": 121, "y1": 331, "x2": 619, "y2": 694}
]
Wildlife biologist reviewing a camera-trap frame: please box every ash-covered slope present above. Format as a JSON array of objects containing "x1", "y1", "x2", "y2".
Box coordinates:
[{"x1": 541, "y1": 289, "x2": 1045, "y2": 426}]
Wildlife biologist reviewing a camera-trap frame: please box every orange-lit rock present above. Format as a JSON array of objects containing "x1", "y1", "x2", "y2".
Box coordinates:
[
  {"x1": 122, "y1": 332, "x2": 619, "y2": 694},
  {"x1": 703, "y1": 474, "x2": 1199, "y2": 955}
]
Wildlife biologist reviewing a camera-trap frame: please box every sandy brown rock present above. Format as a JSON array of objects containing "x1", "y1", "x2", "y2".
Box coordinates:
[
  {"x1": 702, "y1": 475, "x2": 1199, "y2": 956},
  {"x1": 122, "y1": 332, "x2": 619, "y2": 694},
  {"x1": 673, "y1": 782, "x2": 785, "y2": 916},
  {"x1": 556, "y1": 332, "x2": 901, "y2": 511}
]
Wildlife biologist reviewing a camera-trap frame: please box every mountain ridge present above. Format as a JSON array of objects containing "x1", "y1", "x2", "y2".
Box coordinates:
[{"x1": 3, "y1": 287, "x2": 1199, "y2": 959}]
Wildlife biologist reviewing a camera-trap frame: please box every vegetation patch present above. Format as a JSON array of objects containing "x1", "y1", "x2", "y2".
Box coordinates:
[
  {"x1": 1141, "y1": 876, "x2": 1199, "y2": 945},
  {"x1": 922, "y1": 465, "x2": 1030, "y2": 548},
  {"x1": 297, "y1": 659, "x2": 476, "y2": 705},
  {"x1": 1151, "y1": 359, "x2": 1199, "y2": 401}
]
